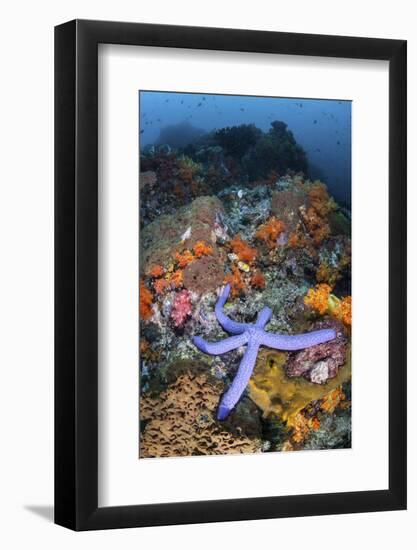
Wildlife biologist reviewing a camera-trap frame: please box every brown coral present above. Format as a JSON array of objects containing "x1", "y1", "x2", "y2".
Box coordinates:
[
  {"x1": 139, "y1": 279, "x2": 153, "y2": 320},
  {"x1": 230, "y1": 234, "x2": 257, "y2": 264},
  {"x1": 250, "y1": 270, "x2": 266, "y2": 290},
  {"x1": 308, "y1": 181, "x2": 337, "y2": 218},
  {"x1": 316, "y1": 262, "x2": 341, "y2": 286},
  {"x1": 183, "y1": 254, "x2": 224, "y2": 294},
  {"x1": 141, "y1": 196, "x2": 224, "y2": 275},
  {"x1": 255, "y1": 217, "x2": 286, "y2": 249},
  {"x1": 301, "y1": 206, "x2": 331, "y2": 246},
  {"x1": 140, "y1": 371, "x2": 261, "y2": 458}
]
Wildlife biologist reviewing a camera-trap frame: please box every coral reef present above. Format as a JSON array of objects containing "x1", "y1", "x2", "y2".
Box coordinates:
[
  {"x1": 242, "y1": 121, "x2": 308, "y2": 179},
  {"x1": 139, "y1": 118, "x2": 352, "y2": 456},
  {"x1": 193, "y1": 283, "x2": 336, "y2": 420}
]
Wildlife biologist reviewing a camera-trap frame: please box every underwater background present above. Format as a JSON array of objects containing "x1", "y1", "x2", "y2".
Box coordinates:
[
  {"x1": 139, "y1": 92, "x2": 351, "y2": 207},
  {"x1": 139, "y1": 91, "x2": 351, "y2": 458}
]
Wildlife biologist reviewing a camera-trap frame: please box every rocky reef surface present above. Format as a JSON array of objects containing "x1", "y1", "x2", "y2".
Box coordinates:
[{"x1": 139, "y1": 124, "x2": 351, "y2": 458}]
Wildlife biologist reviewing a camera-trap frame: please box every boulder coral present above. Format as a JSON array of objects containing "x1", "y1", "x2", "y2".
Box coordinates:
[
  {"x1": 183, "y1": 254, "x2": 225, "y2": 294},
  {"x1": 140, "y1": 195, "x2": 225, "y2": 276}
]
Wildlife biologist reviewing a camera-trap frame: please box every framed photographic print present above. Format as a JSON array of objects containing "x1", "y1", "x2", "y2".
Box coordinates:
[{"x1": 55, "y1": 20, "x2": 407, "y2": 530}]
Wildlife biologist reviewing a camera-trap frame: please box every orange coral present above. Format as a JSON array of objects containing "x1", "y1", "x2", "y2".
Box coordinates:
[
  {"x1": 304, "y1": 283, "x2": 332, "y2": 315},
  {"x1": 224, "y1": 265, "x2": 246, "y2": 297},
  {"x1": 175, "y1": 249, "x2": 195, "y2": 268},
  {"x1": 153, "y1": 278, "x2": 170, "y2": 295},
  {"x1": 140, "y1": 279, "x2": 153, "y2": 320},
  {"x1": 320, "y1": 387, "x2": 346, "y2": 413},
  {"x1": 308, "y1": 181, "x2": 336, "y2": 218},
  {"x1": 140, "y1": 339, "x2": 149, "y2": 354},
  {"x1": 230, "y1": 234, "x2": 257, "y2": 264},
  {"x1": 193, "y1": 240, "x2": 213, "y2": 258},
  {"x1": 310, "y1": 416, "x2": 321, "y2": 430},
  {"x1": 288, "y1": 228, "x2": 307, "y2": 249},
  {"x1": 251, "y1": 271, "x2": 265, "y2": 290},
  {"x1": 302, "y1": 206, "x2": 331, "y2": 246},
  {"x1": 289, "y1": 412, "x2": 311, "y2": 444},
  {"x1": 170, "y1": 269, "x2": 184, "y2": 289},
  {"x1": 305, "y1": 285, "x2": 352, "y2": 327},
  {"x1": 149, "y1": 264, "x2": 164, "y2": 278},
  {"x1": 333, "y1": 296, "x2": 352, "y2": 326},
  {"x1": 255, "y1": 217, "x2": 286, "y2": 249}
]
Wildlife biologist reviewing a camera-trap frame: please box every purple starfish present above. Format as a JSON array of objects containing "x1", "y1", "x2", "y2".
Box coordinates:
[{"x1": 193, "y1": 283, "x2": 336, "y2": 420}]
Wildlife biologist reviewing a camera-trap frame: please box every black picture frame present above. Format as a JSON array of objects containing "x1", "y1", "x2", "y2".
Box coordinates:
[{"x1": 55, "y1": 19, "x2": 407, "y2": 531}]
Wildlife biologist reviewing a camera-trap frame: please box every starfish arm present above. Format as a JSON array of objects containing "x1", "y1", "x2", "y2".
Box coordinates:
[
  {"x1": 217, "y1": 340, "x2": 259, "y2": 420},
  {"x1": 255, "y1": 306, "x2": 273, "y2": 328},
  {"x1": 215, "y1": 283, "x2": 249, "y2": 335},
  {"x1": 260, "y1": 328, "x2": 337, "y2": 351},
  {"x1": 193, "y1": 332, "x2": 248, "y2": 355}
]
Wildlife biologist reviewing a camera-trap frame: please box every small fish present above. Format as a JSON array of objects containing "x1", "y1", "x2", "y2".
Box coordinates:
[
  {"x1": 240, "y1": 107, "x2": 245, "y2": 112},
  {"x1": 165, "y1": 99, "x2": 169, "y2": 103},
  {"x1": 140, "y1": 129, "x2": 145, "y2": 134},
  {"x1": 313, "y1": 120, "x2": 317, "y2": 124},
  {"x1": 197, "y1": 102, "x2": 202, "y2": 107},
  {"x1": 202, "y1": 97, "x2": 206, "y2": 101},
  {"x1": 180, "y1": 100, "x2": 184, "y2": 104},
  {"x1": 337, "y1": 141, "x2": 340, "y2": 145}
]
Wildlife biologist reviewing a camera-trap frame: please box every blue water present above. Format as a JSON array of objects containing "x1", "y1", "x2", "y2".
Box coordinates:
[{"x1": 139, "y1": 91, "x2": 351, "y2": 206}]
